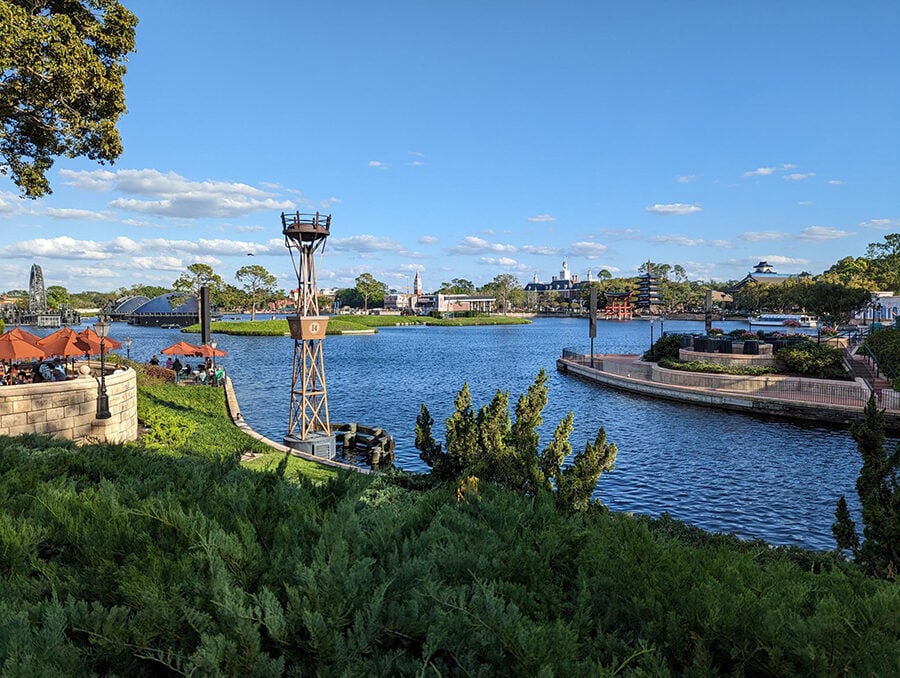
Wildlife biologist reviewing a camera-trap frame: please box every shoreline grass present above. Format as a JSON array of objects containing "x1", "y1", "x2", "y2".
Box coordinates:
[{"x1": 182, "y1": 314, "x2": 531, "y2": 336}]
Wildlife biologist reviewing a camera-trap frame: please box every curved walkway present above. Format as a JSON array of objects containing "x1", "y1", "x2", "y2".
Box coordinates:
[
  {"x1": 223, "y1": 377, "x2": 369, "y2": 473},
  {"x1": 558, "y1": 354, "x2": 900, "y2": 432}
]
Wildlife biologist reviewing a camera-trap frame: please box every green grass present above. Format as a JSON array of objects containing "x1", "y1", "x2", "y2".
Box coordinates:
[
  {"x1": 182, "y1": 314, "x2": 531, "y2": 336},
  {"x1": 136, "y1": 378, "x2": 337, "y2": 483}
]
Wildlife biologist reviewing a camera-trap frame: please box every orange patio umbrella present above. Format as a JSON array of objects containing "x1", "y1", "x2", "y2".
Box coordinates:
[
  {"x1": 160, "y1": 340, "x2": 204, "y2": 357},
  {"x1": 0, "y1": 331, "x2": 47, "y2": 362},
  {"x1": 194, "y1": 343, "x2": 227, "y2": 358},
  {"x1": 36, "y1": 327, "x2": 92, "y2": 358},
  {"x1": 7, "y1": 326, "x2": 42, "y2": 346},
  {"x1": 77, "y1": 327, "x2": 123, "y2": 355}
]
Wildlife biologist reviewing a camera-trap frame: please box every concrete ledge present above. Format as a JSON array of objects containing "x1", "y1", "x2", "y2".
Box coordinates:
[
  {"x1": 558, "y1": 357, "x2": 900, "y2": 431},
  {"x1": 223, "y1": 377, "x2": 367, "y2": 473}
]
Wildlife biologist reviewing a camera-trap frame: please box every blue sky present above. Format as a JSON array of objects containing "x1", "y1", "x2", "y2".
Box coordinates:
[{"x1": 2, "y1": 1, "x2": 899, "y2": 295}]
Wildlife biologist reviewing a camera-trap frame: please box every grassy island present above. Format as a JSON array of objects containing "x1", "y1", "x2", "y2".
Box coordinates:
[{"x1": 182, "y1": 314, "x2": 530, "y2": 337}]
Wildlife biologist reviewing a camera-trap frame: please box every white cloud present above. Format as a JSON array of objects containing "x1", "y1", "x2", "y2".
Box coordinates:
[
  {"x1": 368, "y1": 160, "x2": 388, "y2": 169},
  {"x1": 329, "y1": 234, "x2": 405, "y2": 253},
  {"x1": 653, "y1": 235, "x2": 704, "y2": 246},
  {"x1": 707, "y1": 240, "x2": 732, "y2": 249},
  {"x1": 60, "y1": 168, "x2": 293, "y2": 218},
  {"x1": 520, "y1": 245, "x2": 561, "y2": 256},
  {"x1": 526, "y1": 213, "x2": 557, "y2": 223},
  {"x1": 859, "y1": 218, "x2": 900, "y2": 230},
  {"x1": 235, "y1": 225, "x2": 264, "y2": 232},
  {"x1": 742, "y1": 163, "x2": 797, "y2": 177},
  {"x1": 418, "y1": 235, "x2": 438, "y2": 245},
  {"x1": 447, "y1": 236, "x2": 516, "y2": 255},
  {"x1": 675, "y1": 174, "x2": 696, "y2": 183},
  {"x1": 743, "y1": 166, "x2": 777, "y2": 177},
  {"x1": 479, "y1": 256, "x2": 526, "y2": 270},
  {"x1": 798, "y1": 226, "x2": 851, "y2": 241},
  {"x1": 645, "y1": 203, "x2": 702, "y2": 216},
  {"x1": 739, "y1": 230, "x2": 787, "y2": 242},
  {"x1": 63, "y1": 265, "x2": 119, "y2": 279},
  {"x1": 131, "y1": 256, "x2": 189, "y2": 271},
  {"x1": 784, "y1": 172, "x2": 816, "y2": 181},
  {"x1": 758, "y1": 255, "x2": 809, "y2": 266},
  {"x1": 798, "y1": 201, "x2": 813, "y2": 206},
  {"x1": 828, "y1": 179, "x2": 845, "y2": 185},
  {"x1": 45, "y1": 208, "x2": 112, "y2": 221},
  {"x1": 568, "y1": 241, "x2": 608, "y2": 259}
]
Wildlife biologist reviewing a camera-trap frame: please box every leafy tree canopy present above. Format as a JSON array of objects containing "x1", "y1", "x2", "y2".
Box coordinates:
[
  {"x1": 235, "y1": 264, "x2": 277, "y2": 320},
  {"x1": 354, "y1": 272, "x2": 387, "y2": 312},
  {"x1": 0, "y1": 0, "x2": 138, "y2": 197}
]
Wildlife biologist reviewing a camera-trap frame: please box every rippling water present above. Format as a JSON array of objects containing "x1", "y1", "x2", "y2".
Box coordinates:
[{"x1": 101, "y1": 316, "x2": 893, "y2": 551}]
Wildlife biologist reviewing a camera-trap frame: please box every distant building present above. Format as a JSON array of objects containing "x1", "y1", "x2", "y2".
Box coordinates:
[
  {"x1": 383, "y1": 271, "x2": 495, "y2": 313},
  {"x1": 0, "y1": 264, "x2": 80, "y2": 327},
  {"x1": 727, "y1": 261, "x2": 812, "y2": 293},
  {"x1": 524, "y1": 259, "x2": 595, "y2": 302}
]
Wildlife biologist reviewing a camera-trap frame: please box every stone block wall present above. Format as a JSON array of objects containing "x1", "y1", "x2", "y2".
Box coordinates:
[
  {"x1": 0, "y1": 366, "x2": 138, "y2": 443},
  {"x1": 679, "y1": 348, "x2": 777, "y2": 368}
]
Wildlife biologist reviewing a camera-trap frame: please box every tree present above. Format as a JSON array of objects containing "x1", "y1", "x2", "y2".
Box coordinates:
[
  {"x1": 45, "y1": 285, "x2": 70, "y2": 310},
  {"x1": 172, "y1": 263, "x2": 225, "y2": 321},
  {"x1": 235, "y1": 264, "x2": 277, "y2": 320},
  {"x1": 438, "y1": 278, "x2": 475, "y2": 294},
  {"x1": 354, "y1": 273, "x2": 386, "y2": 312},
  {"x1": 0, "y1": 1, "x2": 138, "y2": 197},
  {"x1": 482, "y1": 273, "x2": 520, "y2": 314},
  {"x1": 415, "y1": 370, "x2": 618, "y2": 512},
  {"x1": 832, "y1": 395, "x2": 900, "y2": 579},
  {"x1": 865, "y1": 233, "x2": 900, "y2": 291}
]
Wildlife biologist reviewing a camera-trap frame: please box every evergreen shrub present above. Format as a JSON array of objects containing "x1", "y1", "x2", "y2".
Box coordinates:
[{"x1": 775, "y1": 342, "x2": 853, "y2": 380}]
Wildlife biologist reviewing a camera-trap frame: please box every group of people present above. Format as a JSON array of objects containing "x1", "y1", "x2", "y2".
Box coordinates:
[
  {"x1": 149, "y1": 354, "x2": 224, "y2": 386},
  {"x1": 1, "y1": 358, "x2": 69, "y2": 386}
]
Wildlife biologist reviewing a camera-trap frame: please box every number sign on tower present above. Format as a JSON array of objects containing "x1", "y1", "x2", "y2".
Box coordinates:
[{"x1": 282, "y1": 211, "x2": 336, "y2": 459}]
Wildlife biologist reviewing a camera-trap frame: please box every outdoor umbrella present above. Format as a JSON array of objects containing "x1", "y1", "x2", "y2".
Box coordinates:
[
  {"x1": 0, "y1": 331, "x2": 48, "y2": 362},
  {"x1": 7, "y1": 327, "x2": 42, "y2": 346},
  {"x1": 160, "y1": 340, "x2": 204, "y2": 357},
  {"x1": 194, "y1": 344, "x2": 227, "y2": 358},
  {"x1": 77, "y1": 327, "x2": 123, "y2": 355},
  {"x1": 36, "y1": 327, "x2": 92, "y2": 358}
]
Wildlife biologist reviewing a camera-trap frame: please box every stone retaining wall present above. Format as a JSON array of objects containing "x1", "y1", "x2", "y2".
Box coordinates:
[
  {"x1": 678, "y1": 348, "x2": 777, "y2": 368},
  {"x1": 0, "y1": 365, "x2": 137, "y2": 443}
]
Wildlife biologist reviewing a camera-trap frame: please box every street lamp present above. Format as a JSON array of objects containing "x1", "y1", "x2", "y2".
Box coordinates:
[
  {"x1": 125, "y1": 336, "x2": 132, "y2": 360},
  {"x1": 94, "y1": 316, "x2": 111, "y2": 419}
]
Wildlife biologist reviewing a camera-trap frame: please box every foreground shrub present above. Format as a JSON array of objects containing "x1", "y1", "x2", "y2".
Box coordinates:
[
  {"x1": 776, "y1": 342, "x2": 853, "y2": 380},
  {"x1": 642, "y1": 333, "x2": 683, "y2": 362},
  {"x1": 0, "y1": 438, "x2": 897, "y2": 675},
  {"x1": 864, "y1": 326, "x2": 900, "y2": 381},
  {"x1": 658, "y1": 358, "x2": 777, "y2": 376}
]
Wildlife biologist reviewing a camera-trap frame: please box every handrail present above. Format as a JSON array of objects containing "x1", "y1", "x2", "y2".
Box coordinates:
[{"x1": 859, "y1": 343, "x2": 897, "y2": 381}]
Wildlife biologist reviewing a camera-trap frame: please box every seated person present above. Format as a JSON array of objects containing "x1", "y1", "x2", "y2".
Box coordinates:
[
  {"x1": 50, "y1": 358, "x2": 67, "y2": 381},
  {"x1": 196, "y1": 366, "x2": 208, "y2": 384}
]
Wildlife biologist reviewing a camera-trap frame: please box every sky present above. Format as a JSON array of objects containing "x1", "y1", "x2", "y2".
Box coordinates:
[{"x1": 2, "y1": 1, "x2": 899, "y2": 296}]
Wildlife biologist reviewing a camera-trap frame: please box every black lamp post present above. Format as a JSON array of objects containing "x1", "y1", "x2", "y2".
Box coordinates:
[
  {"x1": 94, "y1": 317, "x2": 111, "y2": 419},
  {"x1": 125, "y1": 336, "x2": 132, "y2": 360}
]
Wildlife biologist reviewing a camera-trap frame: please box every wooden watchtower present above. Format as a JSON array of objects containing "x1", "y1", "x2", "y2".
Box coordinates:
[{"x1": 282, "y1": 211, "x2": 335, "y2": 458}]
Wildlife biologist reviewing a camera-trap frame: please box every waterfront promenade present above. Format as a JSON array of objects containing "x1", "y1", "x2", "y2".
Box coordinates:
[{"x1": 557, "y1": 351, "x2": 900, "y2": 432}]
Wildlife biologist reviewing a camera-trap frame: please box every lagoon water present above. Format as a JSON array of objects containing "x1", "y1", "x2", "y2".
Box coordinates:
[{"x1": 71, "y1": 316, "x2": 881, "y2": 551}]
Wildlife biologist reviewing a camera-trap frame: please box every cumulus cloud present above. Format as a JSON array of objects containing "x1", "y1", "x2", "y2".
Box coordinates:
[
  {"x1": 859, "y1": 218, "x2": 900, "y2": 230},
  {"x1": 368, "y1": 160, "x2": 388, "y2": 169},
  {"x1": 418, "y1": 235, "x2": 438, "y2": 244},
  {"x1": 568, "y1": 241, "x2": 608, "y2": 259},
  {"x1": 63, "y1": 265, "x2": 119, "y2": 279},
  {"x1": 526, "y1": 213, "x2": 557, "y2": 223},
  {"x1": 59, "y1": 168, "x2": 293, "y2": 218},
  {"x1": 757, "y1": 255, "x2": 809, "y2": 266},
  {"x1": 707, "y1": 239, "x2": 732, "y2": 249},
  {"x1": 479, "y1": 256, "x2": 526, "y2": 270},
  {"x1": 798, "y1": 226, "x2": 851, "y2": 241},
  {"x1": 784, "y1": 172, "x2": 816, "y2": 181},
  {"x1": 739, "y1": 230, "x2": 787, "y2": 242},
  {"x1": 645, "y1": 203, "x2": 702, "y2": 216},
  {"x1": 0, "y1": 235, "x2": 275, "y2": 261},
  {"x1": 675, "y1": 174, "x2": 696, "y2": 183},
  {"x1": 742, "y1": 163, "x2": 797, "y2": 177},
  {"x1": 329, "y1": 234, "x2": 406, "y2": 253},
  {"x1": 652, "y1": 235, "x2": 704, "y2": 246},
  {"x1": 45, "y1": 208, "x2": 112, "y2": 221},
  {"x1": 447, "y1": 236, "x2": 516, "y2": 255},
  {"x1": 520, "y1": 245, "x2": 561, "y2": 256},
  {"x1": 828, "y1": 179, "x2": 845, "y2": 185}
]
